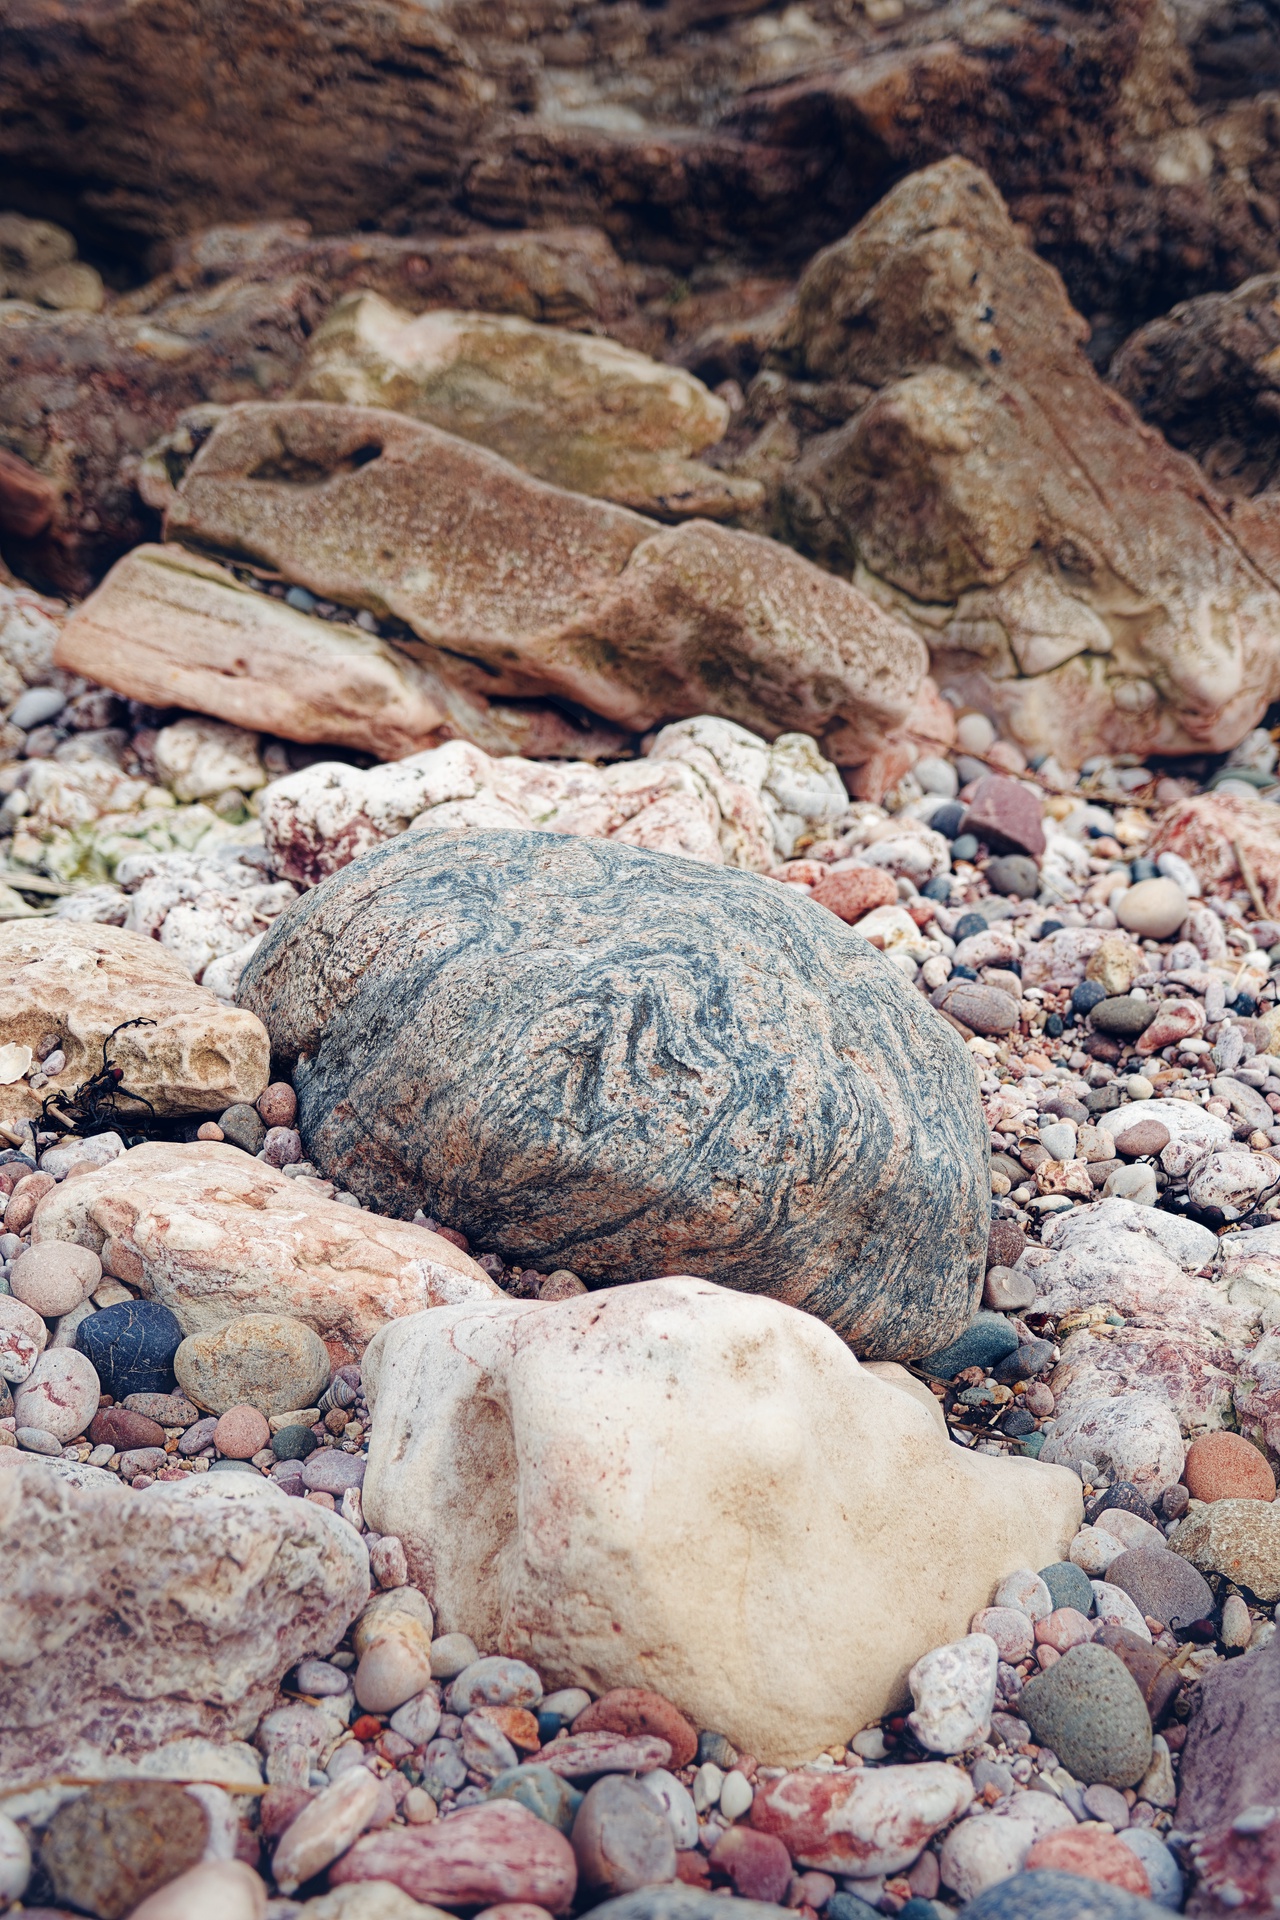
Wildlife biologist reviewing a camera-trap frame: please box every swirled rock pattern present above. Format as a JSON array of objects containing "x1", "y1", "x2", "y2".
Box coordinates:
[{"x1": 238, "y1": 830, "x2": 987, "y2": 1356}]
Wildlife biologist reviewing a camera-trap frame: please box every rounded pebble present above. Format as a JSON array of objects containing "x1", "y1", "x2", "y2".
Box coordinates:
[
  {"x1": 1025, "y1": 1826, "x2": 1152, "y2": 1896},
  {"x1": 76, "y1": 1298, "x2": 183, "y2": 1399},
  {"x1": 174, "y1": 1313, "x2": 331, "y2": 1415},
  {"x1": 263, "y1": 1126, "x2": 303, "y2": 1168},
  {"x1": 213, "y1": 1404, "x2": 271, "y2": 1459},
  {"x1": 1039, "y1": 1561, "x2": 1096, "y2": 1615},
  {"x1": 218, "y1": 1103, "x2": 266, "y2": 1153},
  {"x1": 1183, "y1": 1431, "x2": 1277, "y2": 1504},
  {"x1": 10, "y1": 1240, "x2": 100, "y2": 1317},
  {"x1": 271, "y1": 1423, "x2": 318, "y2": 1460},
  {"x1": 1018, "y1": 1642, "x2": 1153, "y2": 1787},
  {"x1": 1116, "y1": 878, "x2": 1188, "y2": 941},
  {"x1": 0, "y1": 1293, "x2": 47, "y2": 1383},
  {"x1": 257, "y1": 1082, "x2": 298, "y2": 1128},
  {"x1": 13, "y1": 1346, "x2": 100, "y2": 1441}
]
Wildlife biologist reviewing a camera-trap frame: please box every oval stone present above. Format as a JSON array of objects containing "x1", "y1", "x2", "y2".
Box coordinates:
[
  {"x1": 237, "y1": 830, "x2": 990, "y2": 1359},
  {"x1": 173, "y1": 1312, "x2": 331, "y2": 1415},
  {"x1": 1017, "y1": 1643, "x2": 1153, "y2": 1788},
  {"x1": 571, "y1": 1688, "x2": 697, "y2": 1769},
  {"x1": 13, "y1": 1346, "x2": 99, "y2": 1442},
  {"x1": 0, "y1": 1295, "x2": 47, "y2": 1383},
  {"x1": 1090, "y1": 997, "x2": 1157, "y2": 1038},
  {"x1": 10, "y1": 1240, "x2": 100, "y2": 1317},
  {"x1": 76, "y1": 1299, "x2": 183, "y2": 1399},
  {"x1": 40, "y1": 1779, "x2": 209, "y2": 1920}
]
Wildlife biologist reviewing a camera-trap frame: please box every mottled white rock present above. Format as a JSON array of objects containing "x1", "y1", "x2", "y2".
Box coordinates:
[
  {"x1": 0, "y1": 1296, "x2": 47, "y2": 1383},
  {"x1": 1069, "y1": 1526, "x2": 1128, "y2": 1576},
  {"x1": 636, "y1": 1769, "x2": 699, "y2": 1849},
  {"x1": 154, "y1": 717, "x2": 266, "y2": 802},
  {"x1": 1016, "y1": 1199, "x2": 1240, "y2": 1335},
  {"x1": 907, "y1": 1636, "x2": 998, "y2": 1754},
  {"x1": 1187, "y1": 1149, "x2": 1278, "y2": 1219},
  {"x1": 749, "y1": 1763, "x2": 974, "y2": 1874},
  {"x1": 992, "y1": 1569, "x2": 1053, "y2": 1621},
  {"x1": 0, "y1": 1464, "x2": 369, "y2": 1790},
  {"x1": 361, "y1": 1280, "x2": 1081, "y2": 1763},
  {"x1": 939, "y1": 1799, "x2": 1075, "y2": 1901},
  {"x1": 1216, "y1": 1225, "x2": 1280, "y2": 1328},
  {"x1": 1041, "y1": 1394, "x2": 1185, "y2": 1497}
]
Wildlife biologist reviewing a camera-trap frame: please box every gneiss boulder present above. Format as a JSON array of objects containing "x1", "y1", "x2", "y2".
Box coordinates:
[
  {"x1": 0, "y1": 1463, "x2": 368, "y2": 1790},
  {"x1": 360, "y1": 1278, "x2": 1082, "y2": 1764},
  {"x1": 238, "y1": 830, "x2": 989, "y2": 1356},
  {"x1": 126, "y1": 399, "x2": 923, "y2": 758}
]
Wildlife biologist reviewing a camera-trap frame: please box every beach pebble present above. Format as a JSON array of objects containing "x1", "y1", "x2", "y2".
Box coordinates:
[
  {"x1": 447, "y1": 1657, "x2": 544, "y2": 1713},
  {"x1": 1026, "y1": 1826, "x2": 1153, "y2": 1895},
  {"x1": 571, "y1": 1775, "x2": 677, "y2": 1897},
  {"x1": 708, "y1": 1824, "x2": 791, "y2": 1901},
  {"x1": 258, "y1": 1082, "x2": 299, "y2": 1128},
  {"x1": 1104, "y1": 1546, "x2": 1214, "y2": 1630},
  {"x1": 0, "y1": 1813, "x2": 29, "y2": 1904},
  {"x1": 635, "y1": 1769, "x2": 698, "y2": 1849},
  {"x1": 907, "y1": 1634, "x2": 998, "y2": 1753},
  {"x1": 1116, "y1": 879, "x2": 1188, "y2": 941},
  {"x1": 1040, "y1": 1561, "x2": 1095, "y2": 1615},
  {"x1": 994, "y1": 1568, "x2": 1054, "y2": 1621},
  {"x1": 431, "y1": 1632, "x2": 481, "y2": 1680},
  {"x1": 1090, "y1": 1580, "x2": 1153, "y2": 1642},
  {"x1": 40, "y1": 1780, "x2": 210, "y2": 1918},
  {"x1": 1183, "y1": 1430, "x2": 1277, "y2": 1503},
  {"x1": 214, "y1": 1404, "x2": 271, "y2": 1459},
  {"x1": 971, "y1": 1607, "x2": 1035, "y2": 1662},
  {"x1": 174, "y1": 1312, "x2": 331, "y2": 1415},
  {"x1": 1118, "y1": 1827, "x2": 1184, "y2": 1909},
  {"x1": 9, "y1": 1240, "x2": 99, "y2": 1316},
  {"x1": 125, "y1": 1861, "x2": 266, "y2": 1920},
  {"x1": 984, "y1": 1263, "x2": 1037, "y2": 1311},
  {"x1": 13, "y1": 1345, "x2": 99, "y2": 1441},
  {"x1": 0, "y1": 1294, "x2": 47, "y2": 1382},
  {"x1": 1018, "y1": 1643, "x2": 1153, "y2": 1787},
  {"x1": 1070, "y1": 1527, "x2": 1128, "y2": 1575},
  {"x1": 572, "y1": 1688, "x2": 697, "y2": 1769}
]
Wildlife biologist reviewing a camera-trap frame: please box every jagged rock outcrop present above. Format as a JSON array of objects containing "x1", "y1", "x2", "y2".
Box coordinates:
[{"x1": 743, "y1": 156, "x2": 1280, "y2": 764}]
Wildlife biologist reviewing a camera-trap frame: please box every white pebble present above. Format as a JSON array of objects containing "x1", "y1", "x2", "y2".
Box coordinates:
[
  {"x1": 1222, "y1": 1593, "x2": 1252, "y2": 1649},
  {"x1": 637, "y1": 1768, "x2": 699, "y2": 1848},
  {"x1": 693, "y1": 1762, "x2": 724, "y2": 1812},
  {"x1": 907, "y1": 1635, "x2": 997, "y2": 1754},
  {"x1": 1091, "y1": 1580, "x2": 1152, "y2": 1642},
  {"x1": 956, "y1": 712, "x2": 996, "y2": 755},
  {"x1": 0, "y1": 1812, "x2": 30, "y2": 1902},
  {"x1": 1068, "y1": 1526, "x2": 1127, "y2": 1575},
  {"x1": 993, "y1": 1569, "x2": 1053, "y2": 1621},
  {"x1": 719, "y1": 1770, "x2": 754, "y2": 1821}
]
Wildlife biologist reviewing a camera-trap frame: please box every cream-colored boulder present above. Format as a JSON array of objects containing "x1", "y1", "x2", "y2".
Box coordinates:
[
  {"x1": 259, "y1": 720, "x2": 850, "y2": 886},
  {"x1": 361, "y1": 1278, "x2": 1082, "y2": 1764},
  {"x1": 293, "y1": 293, "x2": 762, "y2": 521},
  {"x1": 33, "y1": 1141, "x2": 500, "y2": 1368},
  {"x1": 0, "y1": 921, "x2": 269, "y2": 1126},
  {"x1": 0, "y1": 1464, "x2": 369, "y2": 1791}
]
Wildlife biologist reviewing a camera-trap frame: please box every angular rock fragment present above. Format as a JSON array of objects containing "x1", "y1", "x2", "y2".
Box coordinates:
[
  {"x1": 294, "y1": 293, "x2": 761, "y2": 519},
  {"x1": 0, "y1": 1464, "x2": 369, "y2": 1790},
  {"x1": 238, "y1": 830, "x2": 988, "y2": 1353},
  {"x1": 134, "y1": 400, "x2": 924, "y2": 754}
]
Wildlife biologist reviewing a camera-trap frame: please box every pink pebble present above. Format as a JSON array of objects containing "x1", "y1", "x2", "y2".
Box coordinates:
[
  {"x1": 1036, "y1": 1645, "x2": 1061, "y2": 1670},
  {"x1": 1034, "y1": 1607, "x2": 1093, "y2": 1652},
  {"x1": 258, "y1": 1082, "x2": 298, "y2": 1129},
  {"x1": 971, "y1": 1606, "x2": 1035, "y2": 1663},
  {"x1": 263, "y1": 1126, "x2": 303, "y2": 1169},
  {"x1": 213, "y1": 1404, "x2": 271, "y2": 1460}
]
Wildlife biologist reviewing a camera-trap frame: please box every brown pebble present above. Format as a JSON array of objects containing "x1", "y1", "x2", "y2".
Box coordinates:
[
  {"x1": 1183, "y1": 1431, "x2": 1276, "y2": 1504},
  {"x1": 809, "y1": 866, "x2": 897, "y2": 924},
  {"x1": 89, "y1": 1407, "x2": 166, "y2": 1451},
  {"x1": 196, "y1": 1122, "x2": 225, "y2": 1142},
  {"x1": 257, "y1": 1081, "x2": 298, "y2": 1129},
  {"x1": 986, "y1": 1221, "x2": 1027, "y2": 1271},
  {"x1": 540, "y1": 1270, "x2": 588, "y2": 1301},
  {"x1": 1112, "y1": 1119, "x2": 1171, "y2": 1159},
  {"x1": 5, "y1": 1171, "x2": 57, "y2": 1235},
  {"x1": 213, "y1": 1404, "x2": 271, "y2": 1460}
]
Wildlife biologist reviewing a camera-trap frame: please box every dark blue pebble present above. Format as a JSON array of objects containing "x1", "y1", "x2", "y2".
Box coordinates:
[
  {"x1": 923, "y1": 1311, "x2": 1020, "y2": 1380},
  {"x1": 1001, "y1": 1404, "x2": 1036, "y2": 1437},
  {"x1": 1038, "y1": 919, "x2": 1064, "y2": 937},
  {"x1": 952, "y1": 834, "x2": 980, "y2": 862},
  {"x1": 957, "y1": 1868, "x2": 1169, "y2": 1917},
  {"x1": 1072, "y1": 979, "x2": 1108, "y2": 1014},
  {"x1": 76, "y1": 1299, "x2": 182, "y2": 1398},
  {"x1": 1044, "y1": 1012, "x2": 1064, "y2": 1038},
  {"x1": 1130, "y1": 857, "x2": 1159, "y2": 882},
  {"x1": 952, "y1": 964, "x2": 979, "y2": 981},
  {"x1": 922, "y1": 875, "x2": 952, "y2": 902},
  {"x1": 1040, "y1": 1561, "x2": 1096, "y2": 1614},
  {"x1": 1086, "y1": 1482, "x2": 1158, "y2": 1528},
  {"x1": 828, "y1": 1897, "x2": 880, "y2": 1920},
  {"x1": 1233, "y1": 990, "x2": 1258, "y2": 1016},
  {"x1": 930, "y1": 802, "x2": 966, "y2": 840},
  {"x1": 954, "y1": 912, "x2": 989, "y2": 942}
]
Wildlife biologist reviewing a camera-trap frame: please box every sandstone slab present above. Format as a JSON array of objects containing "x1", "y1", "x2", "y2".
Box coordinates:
[
  {"x1": 152, "y1": 401, "x2": 925, "y2": 756},
  {"x1": 294, "y1": 293, "x2": 759, "y2": 520},
  {"x1": 0, "y1": 920, "x2": 269, "y2": 1127},
  {"x1": 238, "y1": 830, "x2": 987, "y2": 1356},
  {"x1": 33, "y1": 1140, "x2": 498, "y2": 1368},
  {"x1": 0, "y1": 1464, "x2": 368, "y2": 1789},
  {"x1": 360, "y1": 1278, "x2": 1081, "y2": 1765},
  {"x1": 54, "y1": 544, "x2": 623, "y2": 765}
]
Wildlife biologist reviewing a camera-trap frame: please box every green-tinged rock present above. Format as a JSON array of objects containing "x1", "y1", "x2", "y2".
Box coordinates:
[{"x1": 1018, "y1": 1643, "x2": 1153, "y2": 1786}]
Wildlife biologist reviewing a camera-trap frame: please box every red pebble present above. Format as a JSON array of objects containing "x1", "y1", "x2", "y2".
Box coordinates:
[
  {"x1": 710, "y1": 1827, "x2": 793, "y2": 1904},
  {"x1": 676, "y1": 1852, "x2": 713, "y2": 1890},
  {"x1": 809, "y1": 866, "x2": 897, "y2": 926},
  {"x1": 351, "y1": 1714, "x2": 384, "y2": 1742},
  {"x1": 572, "y1": 1687, "x2": 698, "y2": 1769},
  {"x1": 260, "y1": 1785, "x2": 313, "y2": 1841},
  {"x1": 1025, "y1": 1828, "x2": 1151, "y2": 1894}
]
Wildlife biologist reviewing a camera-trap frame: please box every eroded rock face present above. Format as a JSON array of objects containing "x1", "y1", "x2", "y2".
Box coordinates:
[
  {"x1": 53, "y1": 544, "x2": 626, "y2": 765},
  {"x1": 293, "y1": 294, "x2": 761, "y2": 520},
  {"x1": 0, "y1": 222, "x2": 635, "y2": 596},
  {"x1": 258, "y1": 721, "x2": 849, "y2": 886},
  {"x1": 360, "y1": 1278, "x2": 1081, "y2": 1763},
  {"x1": 133, "y1": 400, "x2": 924, "y2": 756},
  {"x1": 0, "y1": 920, "x2": 269, "y2": 1126},
  {"x1": 31, "y1": 1141, "x2": 499, "y2": 1368},
  {"x1": 0, "y1": 1463, "x2": 369, "y2": 1790},
  {"x1": 758, "y1": 157, "x2": 1280, "y2": 764},
  {"x1": 1176, "y1": 1635, "x2": 1280, "y2": 1918},
  {"x1": 238, "y1": 830, "x2": 988, "y2": 1356}
]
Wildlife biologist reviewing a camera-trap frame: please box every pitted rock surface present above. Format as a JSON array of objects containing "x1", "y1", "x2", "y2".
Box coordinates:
[{"x1": 238, "y1": 830, "x2": 988, "y2": 1355}]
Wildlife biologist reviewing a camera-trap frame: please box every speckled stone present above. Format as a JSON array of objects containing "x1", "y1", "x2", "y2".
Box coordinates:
[
  {"x1": 447, "y1": 1658, "x2": 544, "y2": 1714},
  {"x1": 1087, "y1": 1484, "x2": 1159, "y2": 1530},
  {"x1": 923, "y1": 1313, "x2": 1020, "y2": 1380},
  {"x1": 1183, "y1": 1431, "x2": 1277, "y2": 1504},
  {"x1": 301, "y1": 1448, "x2": 365, "y2": 1494},
  {"x1": 1170, "y1": 1499, "x2": 1280, "y2": 1601},
  {"x1": 236, "y1": 830, "x2": 990, "y2": 1359},
  {"x1": 10, "y1": 1241, "x2": 100, "y2": 1317},
  {"x1": 954, "y1": 1868, "x2": 1168, "y2": 1917},
  {"x1": 572, "y1": 1775, "x2": 677, "y2": 1898},
  {"x1": 1018, "y1": 1643, "x2": 1153, "y2": 1787},
  {"x1": 218, "y1": 1103, "x2": 266, "y2": 1154},
  {"x1": 213, "y1": 1404, "x2": 271, "y2": 1459},
  {"x1": 88, "y1": 1406, "x2": 165, "y2": 1451},
  {"x1": 572, "y1": 1689, "x2": 697, "y2": 1769},
  {"x1": 76, "y1": 1300, "x2": 183, "y2": 1399},
  {"x1": 1105, "y1": 1545, "x2": 1214, "y2": 1630},
  {"x1": 173, "y1": 1312, "x2": 331, "y2": 1415},
  {"x1": 123, "y1": 1392, "x2": 200, "y2": 1426},
  {"x1": 1039, "y1": 1561, "x2": 1095, "y2": 1617},
  {"x1": 271, "y1": 1423, "x2": 319, "y2": 1460},
  {"x1": 257, "y1": 1082, "x2": 298, "y2": 1128},
  {"x1": 40, "y1": 1780, "x2": 209, "y2": 1920}
]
